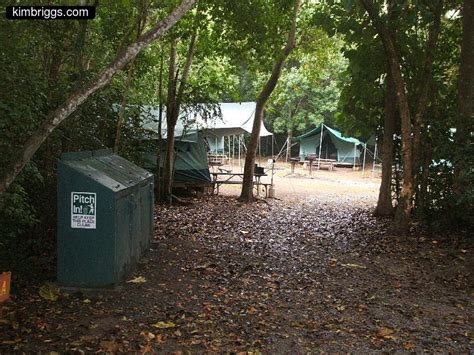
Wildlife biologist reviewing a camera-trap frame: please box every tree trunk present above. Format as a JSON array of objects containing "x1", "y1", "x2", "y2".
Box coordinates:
[
  {"x1": 0, "y1": 0, "x2": 198, "y2": 196},
  {"x1": 163, "y1": 39, "x2": 178, "y2": 202},
  {"x1": 162, "y1": 31, "x2": 198, "y2": 202},
  {"x1": 375, "y1": 71, "x2": 396, "y2": 216},
  {"x1": 412, "y1": 0, "x2": 443, "y2": 182},
  {"x1": 239, "y1": 0, "x2": 300, "y2": 202},
  {"x1": 360, "y1": 0, "x2": 413, "y2": 233},
  {"x1": 113, "y1": 61, "x2": 135, "y2": 153},
  {"x1": 155, "y1": 44, "x2": 165, "y2": 201},
  {"x1": 454, "y1": 0, "x2": 474, "y2": 196}
]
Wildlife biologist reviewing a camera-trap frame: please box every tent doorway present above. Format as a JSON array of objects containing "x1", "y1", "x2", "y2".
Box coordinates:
[{"x1": 320, "y1": 134, "x2": 338, "y2": 161}]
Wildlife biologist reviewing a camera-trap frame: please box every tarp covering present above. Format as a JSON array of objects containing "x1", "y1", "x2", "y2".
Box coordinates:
[
  {"x1": 141, "y1": 133, "x2": 211, "y2": 183},
  {"x1": 139, "y1": 102, "x2": 273, "y2": 140},
  {"x1": 296, "y1": 123, "x2": 364, "y2": 163}
]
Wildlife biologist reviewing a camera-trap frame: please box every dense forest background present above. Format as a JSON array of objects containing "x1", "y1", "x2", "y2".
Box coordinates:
[{"x1": 0, "y1": 0, "x2": 472, "y2": 274}]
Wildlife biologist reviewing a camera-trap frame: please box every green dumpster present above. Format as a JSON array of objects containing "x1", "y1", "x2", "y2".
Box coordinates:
[{"x1": 57, "y1": 149, "x2": 154, "y2": 288}]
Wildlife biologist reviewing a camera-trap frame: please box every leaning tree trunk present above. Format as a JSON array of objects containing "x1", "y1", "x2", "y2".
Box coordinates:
[
  {"x1": 239, "y1": 0, "x2": 300, "y2": 202},
  {"x1": 375, "y1": 70, "x2": 396, "y2": 216},
  {"x1": 0, "y1": 0, "x2": 198, "y2": 196}
]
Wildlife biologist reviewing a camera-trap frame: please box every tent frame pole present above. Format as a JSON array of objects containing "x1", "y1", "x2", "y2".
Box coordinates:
[
  {"x1": 317, "y1": 124, "x2": 324, "y2": 170},
  {"x1": 353, "y1": 143, "x2": 356, "y2": 170},
  {"x1": 372, "y1": 139, "x2": 378, "y2": 177},
  {"x1": 238, "y1": 134, "x2": 242, "y2": 171},
  {"x1": 362, "y1": 143, "x2": 367, "y2": 174},
  {"x1": 228, "y1": 135, "x2": 231, "y2": 165},
  {"x1": 258, "y1": 137, "x2": 261, "y2": 165}
]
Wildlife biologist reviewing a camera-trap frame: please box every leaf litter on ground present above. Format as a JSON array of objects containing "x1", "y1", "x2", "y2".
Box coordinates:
[{"x1": 0, "y1": 195, "x2": 472, "y2": 353}]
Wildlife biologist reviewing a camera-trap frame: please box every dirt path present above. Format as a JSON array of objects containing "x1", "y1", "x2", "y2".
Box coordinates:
[{"x1": 1, "y1": 191, "x2": 472, "y2": 352}]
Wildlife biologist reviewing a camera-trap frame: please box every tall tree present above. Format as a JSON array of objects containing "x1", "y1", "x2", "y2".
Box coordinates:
[
  {"x1": 454, "y1": 0, "x2": 474, "y2": 198},
  {"x1": 0, "y1": 0, "x2": 198, "y2": 196},
  {"x1": 359, "y1": 0, "x2": 444, "y2": 234},
  {"x1": 375, "y1": 70, "x2": 396, "y2": 216},
  {"x1": 163, "y1": 30, "x2": 198, "y2": 201},
  {"x1": 239, "y1": 0, "x2": 301, "y2": 202}
]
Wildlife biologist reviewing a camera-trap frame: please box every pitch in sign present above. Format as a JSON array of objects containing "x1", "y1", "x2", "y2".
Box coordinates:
[{"x1": 71, "y1": 192, "x2": 96, "y2": 229}]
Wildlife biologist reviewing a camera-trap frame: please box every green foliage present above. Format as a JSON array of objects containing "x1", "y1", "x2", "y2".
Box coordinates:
[{"x1": 264, "y1": 25, "x2": 347, "y2": 137}]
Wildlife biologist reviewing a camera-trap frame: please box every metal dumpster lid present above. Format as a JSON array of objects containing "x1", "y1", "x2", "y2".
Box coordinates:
[{"x1": 60, "y1": 150, "x2": 153, "y2": 192}]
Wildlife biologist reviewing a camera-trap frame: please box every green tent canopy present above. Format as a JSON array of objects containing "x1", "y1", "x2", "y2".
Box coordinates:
[
  {"x1": 296, "y1": 123, "x2": 364, "y2": 164},
  {"x1": 141, "y1": 131, "x2": 211, "y2": 183}
]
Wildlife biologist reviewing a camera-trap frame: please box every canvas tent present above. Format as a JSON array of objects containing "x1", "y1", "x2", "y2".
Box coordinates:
[
  {"x1": 138, "y1": 102, "x2": 273, "y2": 183},
  {"x1": 296, "y1": 123, "x2": 364, "y2": 164},
  {"x1": 141, "y1": 131, "x2": 211, "y2": 184},
  {"x1": 140, "y1": 102, "x2": 273, "y2": 168},
  {"x1": 141, "y1": 102, "x2": 272, "y2": 141}
]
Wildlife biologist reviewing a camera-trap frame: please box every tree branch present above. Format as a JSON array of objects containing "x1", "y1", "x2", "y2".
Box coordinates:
[{"x1": 0, "y1": 0, "x2": 198, "y2": 195}]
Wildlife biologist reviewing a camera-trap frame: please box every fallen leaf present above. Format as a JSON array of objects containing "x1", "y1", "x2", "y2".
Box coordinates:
[
  {"x1": 127, "y1": 276, "x2": 147, "y2": 283},
  {"x1": 152, "y1": 321, "x2": 177, "y2": 329},
  {"x1": 247, "y1": 306, "x2": 258, "y2": 314},
  {"x1": 140, "y1": 331, "x2": 156, "y2": 341},
  {"x1": 377, "y1": 327, "x2": 398, "y2": 340},
  {"x1": 100, "y1": 340, "x2": 123, "y2": 352},
  {"x1": 155, "y1": 334, "x2": 166, "y2": 344},
  {"x1": 39, "y1": 283, "x2": 60, "y2": 301}
]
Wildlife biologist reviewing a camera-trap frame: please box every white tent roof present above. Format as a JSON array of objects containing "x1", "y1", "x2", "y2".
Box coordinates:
[{"x1": 140, "y1": 102, "x2": 272, "y2": 140}]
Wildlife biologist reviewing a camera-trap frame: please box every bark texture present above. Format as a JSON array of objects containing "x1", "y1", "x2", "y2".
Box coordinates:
[
  {"x1": 0, "y1": 0, "x2": 198, "y2": 196},
  {"x1": 239, "y1": 0, "x2": 300, "y2": 202},
  {"x1": 375, "y1": 71, "x2": 396, "y2": 216}
]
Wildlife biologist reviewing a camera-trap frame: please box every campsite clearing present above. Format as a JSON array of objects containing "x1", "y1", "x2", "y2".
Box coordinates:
[
  {"x1": 1, "y1": 170, "x2": 471, "y2": 353},
  {"x1": 214, "y1": 160, "x2": 381, "y2": 202}
]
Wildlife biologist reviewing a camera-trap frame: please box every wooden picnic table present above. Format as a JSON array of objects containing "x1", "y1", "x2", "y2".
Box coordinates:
[
  {"x1": 211, "y1": 171, "x2": 270, "y2": 196},
  {"x1": 305, "y1": 157, "x2": 337, "y2": 173}
]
